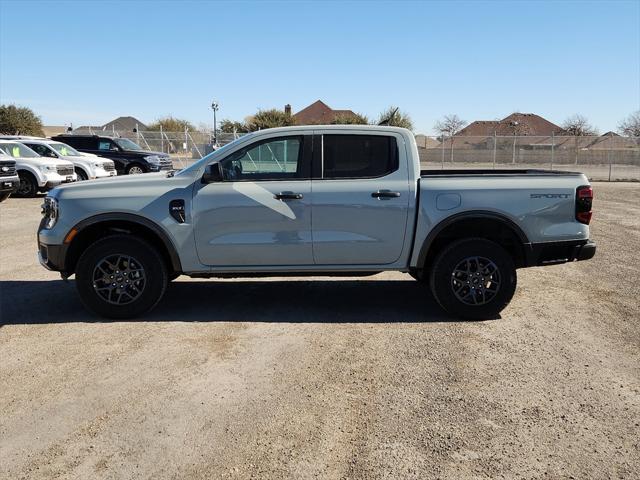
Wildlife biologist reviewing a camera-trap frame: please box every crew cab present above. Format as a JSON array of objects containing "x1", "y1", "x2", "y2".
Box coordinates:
[
  {"x1": 12, "y1": 138, "x2": 117, "y2": 181},
  {"x1": 38, "y1": 126, "x2": 595, "y2": 319},
  {"x1": 0, "y1": 140, "x2": 77, "y2": 197},
  {"x1": 0, "y1": 151, "x2": 19, "y2": 202},
  {"x1": 50, "y1": 134, "x2": 173, "y2": 175}
]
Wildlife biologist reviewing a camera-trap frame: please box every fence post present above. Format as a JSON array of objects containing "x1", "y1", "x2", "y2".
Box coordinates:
[
  {"x1": 608, "y1": 135, "x2": 612, "y2": 182},
  {"x1": 492, "y1": 132, "x2": 497, "y2": 169},
  {"x1": 512, "y1": 136, "x2": 516, "y2": 164},
  {"x1": 551, "y1": 132, "x2": 555, "y2": 170},
  {"x1": 441, "y1": 136, "x2": 445, "y2": 169},
  {"x1": 160, "y1": 125, "x2": 164, "y2": 153}
]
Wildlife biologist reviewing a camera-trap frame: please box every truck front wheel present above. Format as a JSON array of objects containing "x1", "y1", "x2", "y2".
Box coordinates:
[
  {"x1": 16, "y1": 171, "x2": 38, "y2": 197},
  {"x1": 429, "y1": 238, "x2": 516, "y2": 320},
  {"x1": 75, "y1": 235, "x2": 168, "y2": 319}
]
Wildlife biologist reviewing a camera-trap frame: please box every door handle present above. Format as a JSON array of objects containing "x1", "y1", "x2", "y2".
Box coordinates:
[
  {"x1": 274, "y1": 191, "x2": 303, "y2": 200},
  {"x1": 371, "y1": 190, "x2": 401, "y2": 199}
]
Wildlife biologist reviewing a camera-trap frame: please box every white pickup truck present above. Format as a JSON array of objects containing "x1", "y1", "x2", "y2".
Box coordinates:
[{"x1": 38, "y1": 126, "x2": 595, "y2": 319}]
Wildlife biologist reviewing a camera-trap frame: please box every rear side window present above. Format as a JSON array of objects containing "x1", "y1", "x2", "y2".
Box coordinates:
[{"x1": 323, "y1": 135, "x2": 398, "y2": 179}]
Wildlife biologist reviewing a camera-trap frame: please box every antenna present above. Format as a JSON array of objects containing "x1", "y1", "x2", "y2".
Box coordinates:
[{"x1": 378, "y1": 107, "x2": 399, "y2": 126}]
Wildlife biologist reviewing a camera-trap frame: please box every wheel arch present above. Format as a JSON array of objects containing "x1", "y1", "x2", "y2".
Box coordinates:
[
  {"x1": 64, "y1": 213, "x2": 182, "y2": 275},
  {"x1": 417, "y1": 211, "x2": 531, "y2": 271}
]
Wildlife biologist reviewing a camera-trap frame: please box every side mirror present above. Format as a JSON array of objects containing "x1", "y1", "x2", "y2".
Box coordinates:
[{"x1": 202, "y1": 163, "x2": 223, "y2": 183}]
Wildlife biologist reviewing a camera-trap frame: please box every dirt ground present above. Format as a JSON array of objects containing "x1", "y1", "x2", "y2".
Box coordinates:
[{"x1": 0, "y1": 182, "x2": 638, "y2": 479}]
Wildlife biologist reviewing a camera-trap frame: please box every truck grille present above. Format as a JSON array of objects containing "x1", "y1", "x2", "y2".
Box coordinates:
[
  {"x1": 56, "y1": 165, "x2": 74, "y2": 176},
  {"x1": 159, "y1": 157, "x2": 173, "y2": 170},
  {"x1": 104, "y1": 162, "x2": 115, "y2": 171},
  {"x1": 0, "y1": 161, "x2": 16, "y2": 177}
]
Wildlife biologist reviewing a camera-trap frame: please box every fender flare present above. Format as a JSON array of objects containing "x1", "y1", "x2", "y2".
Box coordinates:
[
  {"x1": 69, "y1": 212, "x2": 182, "y2": 272},
  {"x1": 17, "y1": 166, "x2": 45, "y2": 186},
  {"x1": 416, "y1": 210, "x2": 531, "y2": 268}
]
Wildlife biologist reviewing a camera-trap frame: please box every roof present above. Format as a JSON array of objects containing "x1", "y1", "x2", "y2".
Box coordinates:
[
  {"x1": 292, "y1": 100, "x2": 358, "y2": 125},
  {"x1": 101, "y1": 116, "x2": 147, "y2": 131},
  {"x1": 42, "y1": 126, "x2": 68, "y2": 137},
  {"x1": 457, "y1": 113, "x2": 565, "y2": 136}
]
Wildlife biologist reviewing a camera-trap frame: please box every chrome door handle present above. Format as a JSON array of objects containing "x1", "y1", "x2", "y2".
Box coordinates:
[
  {"x1": 274, "y1": 191, "x2": 303, "y2": 200},
  {"x1": 371, "y1": 190, "x2": 401, "y2": 199}
]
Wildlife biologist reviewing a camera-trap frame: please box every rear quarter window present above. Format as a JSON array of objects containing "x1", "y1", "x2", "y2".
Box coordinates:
[{"x1": 323, "y1": 135, "x2": 398, "y2": 179}]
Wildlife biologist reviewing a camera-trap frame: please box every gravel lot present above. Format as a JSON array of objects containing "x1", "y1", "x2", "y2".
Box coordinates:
[{"x1": 1, "y1": 182, "x2": 638, "y2": 479}]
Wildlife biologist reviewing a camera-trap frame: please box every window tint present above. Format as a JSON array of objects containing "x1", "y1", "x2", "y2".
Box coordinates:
[
  {"x1": 220, "y1": 136, "x2": 303, "y2": 181},
  {"x1": 27, "y1": 144, "x2": 56, "y2": 158},
  {"x1": 98, "y1": 141, "x2": 117, "y2": 151},
  {"x1": 323, "y1": 135, "x2": 398, "y2": 179}
]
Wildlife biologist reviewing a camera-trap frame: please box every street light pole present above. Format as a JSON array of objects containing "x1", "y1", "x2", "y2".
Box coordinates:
[{"x1": 211, "y1": 100, "x2": 219, "y2": 146}]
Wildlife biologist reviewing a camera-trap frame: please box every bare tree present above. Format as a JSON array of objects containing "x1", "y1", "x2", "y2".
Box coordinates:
[
  {"x1": 562, "y1": 114, "x2": 598, "y2": 164},
  {"x1": 434, "y1": 114, "x2": 467, "y2": 162},
  {"x1": 562, "y1": 114, "x2": 598, "y2": 136},
  {"x1": 618, "y1": 111, "x2": 640, "y2": 137}
]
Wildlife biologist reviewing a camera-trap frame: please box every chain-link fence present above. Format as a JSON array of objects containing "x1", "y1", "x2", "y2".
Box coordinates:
[
  {"x1": 417, "y1": 134, "x2": 640, "y2": 181},
  {"x1": 71, "y1": 128, "x2": 640, "y2": 180}
]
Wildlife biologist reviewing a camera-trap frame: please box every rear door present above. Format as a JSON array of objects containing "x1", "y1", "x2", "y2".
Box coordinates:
[
  {"x1": 193, "y1": 134, "x2": 314, "y2": 267},
  {"x1": 311, "y1": 132, "x2": 410, "y2": 265}
]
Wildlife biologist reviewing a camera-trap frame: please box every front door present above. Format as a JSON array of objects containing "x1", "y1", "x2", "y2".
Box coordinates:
[
  {"x1": 311, "y1": 132, "x2": 410, "y2": 265},
  {"x1": 193, "y1": 134, "x2": 313, "y2": 267}
]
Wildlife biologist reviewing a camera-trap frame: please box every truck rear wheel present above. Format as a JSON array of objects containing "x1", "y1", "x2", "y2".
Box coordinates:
[
  {"x1": 429, "y1": 238, "x2": 516, "y2": 320},
  {"x1": 75, "y1": 235, "x2": 168, "y2": 319}
]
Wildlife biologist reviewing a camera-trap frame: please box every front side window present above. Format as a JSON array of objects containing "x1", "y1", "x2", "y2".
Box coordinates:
[
  {"x1": 27, "y1": 144, "x2": 57, "y2": 158},
  {"x1": 323, "y1": 135, "x2": 398, "y2": 179},
  {"x1": 115, "y1": 138, "x2": 143, "y2": 150},
  {"x1": 98, "y1": 141, "x2": 118, "y2": 151},
  {"x1": 220, "y1": 136, "x2": 303, "y2": 181}
]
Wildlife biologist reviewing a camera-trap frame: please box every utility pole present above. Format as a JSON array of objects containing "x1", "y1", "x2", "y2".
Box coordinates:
[{"x1": 211, "y1": 100, "x2": 219, "y2": 146}]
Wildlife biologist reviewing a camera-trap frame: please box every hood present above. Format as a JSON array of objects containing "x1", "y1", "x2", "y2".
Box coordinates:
[
  {"x1": 16, "y1": 157, "x2": 74, "y2": 167},
  {"x1": 65, "y1": 155, "x2": 113, "y2": 164}
]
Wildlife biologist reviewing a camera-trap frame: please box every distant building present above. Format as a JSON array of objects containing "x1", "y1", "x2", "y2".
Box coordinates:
[
  {"x1": 292, "y1": 100, "x2": 359, "y2": 125},
  {"x1": 457, "y1": 113, "x2": 565, "y2": 136},
  {"x1": 75, "y1": 116, "x2": 147, "y2": 133},
  {"x1": 42, "y1": 125, "x2": 69, "y2": 137}
]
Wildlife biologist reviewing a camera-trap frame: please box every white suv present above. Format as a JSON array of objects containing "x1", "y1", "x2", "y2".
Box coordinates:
[
  {"x1": 19, "y1": 139, "x2": 117, "y2": 181},
  {"x1": 0, "y1": 140, "x2": 77, "y2": 197}
]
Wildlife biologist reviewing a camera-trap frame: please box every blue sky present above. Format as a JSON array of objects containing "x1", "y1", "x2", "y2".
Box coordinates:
[{"x1": 1, "y1": 0, "x2": 639, "y2": 134}]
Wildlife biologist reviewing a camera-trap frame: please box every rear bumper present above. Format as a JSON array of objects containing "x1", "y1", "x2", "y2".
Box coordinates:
[{"x1": 525, "y1": 239, "x2": 596, "y2": 267}]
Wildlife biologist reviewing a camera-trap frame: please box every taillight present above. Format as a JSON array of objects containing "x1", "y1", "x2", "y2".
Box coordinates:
[{"x1": 576, "y1": 185, "x2": 593, "y2": 225}]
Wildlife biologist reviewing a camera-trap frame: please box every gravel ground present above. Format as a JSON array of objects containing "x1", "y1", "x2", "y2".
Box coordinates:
[{"x1": 0, "y1": 182, "x2": 638, "y2": 479}]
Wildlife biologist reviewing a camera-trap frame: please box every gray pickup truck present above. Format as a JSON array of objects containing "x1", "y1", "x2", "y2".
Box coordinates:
[{"x1": 38, "y1": 125, "x2": 595, "y2": 319}]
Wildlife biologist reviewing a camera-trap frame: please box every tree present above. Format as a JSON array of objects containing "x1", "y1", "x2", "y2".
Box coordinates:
[
  {"x1": 219, "y1": 119, "x2": 249, "y2": 133},
  {"x1": 331, "y1": 112, "x2": 369, "y2": 125},
  {"x1": 377, "y1": 106, "x2": 414, "y2": 130},
  {"x1": 618, "y1": 111, "x2": 640, "y2": 137},
  {"x1": 562, "y1": 114, "x2": 598, "y2": 136},
  {"x1": 247, "y1": 108, "x2": 296, "y2": 131},
  {"x1": 433, "y1": 114, "x2": 466, "y2": 137},
  {"x1": 0, "y1": 104, "x2": 44, "y2": 136},
  {"x1": 147, "y1": 116, "x2": 195, "y2": 132},
  {"x1": 562, "y1": 114, "x2": 598, "y2": 165},
  {"x1": 434, "y1": 114, "x2": 467, "y2": 162}
]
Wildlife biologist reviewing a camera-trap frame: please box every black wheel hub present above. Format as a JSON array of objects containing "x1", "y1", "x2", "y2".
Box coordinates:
[
  {"x1": 92, "y1": 255, "x2": 146, "y2": 305},
  {"x1": 451, "y1": 256, "x2": 501, "y2": 306},
  {"x1": 18, "y1": 177, "x2": 34, "y2": 195}
]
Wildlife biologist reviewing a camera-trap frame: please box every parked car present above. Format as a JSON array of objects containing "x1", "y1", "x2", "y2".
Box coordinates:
[
  {"x1": 50, "y1": 134, "x2": 173, "y2": 174},
  {"x1": 38, "y1": 125, "x2": 595, "y2": 319},
  {"x1": 0, "y1": 150, "x2": 19, "y2": 202},
  {"x1": 0, "y1": 140, "x2": 77, "y2": 197},
  {"x1": 13, "y1": 138, "x2": 116, "y2": 181}
]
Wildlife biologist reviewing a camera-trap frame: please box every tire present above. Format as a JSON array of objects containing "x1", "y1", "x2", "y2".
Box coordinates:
[
  {"x1": 126, "y1": 164, "x2": 146, "y2": 175},
  {"x1": 429, "y1": 238, "x2": 516, "y2": 320},
  {"x1": 15, "y1": 171, "x2": 38, "y2": 198},
  {"x1": 409, "y1": 270, "x2": 428, "y2": 283},
  {"x1": 75, "y1": 235, "x2": 168, "y2": 319},
  {"x1": 75, "y1": 168, "x2": 88, "y2": 181}
]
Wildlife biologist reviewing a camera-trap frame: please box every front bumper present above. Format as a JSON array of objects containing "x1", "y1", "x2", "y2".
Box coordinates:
[
  {"x1": 38, "y1": 240, "x2": 67, "y2": 272},
  {"x1": 0, "y1": 176, "x2": 19, "y2": 193},
  {"x1": 93, "y1": 168, "x2": 117, "y2": 179},
  {"x1": 526, "y1": 239, "x2": 596, "y2": 267}
]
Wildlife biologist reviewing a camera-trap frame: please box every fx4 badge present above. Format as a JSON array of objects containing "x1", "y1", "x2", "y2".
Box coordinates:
[{"x1": 530, "y1": 193, "x2": 571, "y2": 199}]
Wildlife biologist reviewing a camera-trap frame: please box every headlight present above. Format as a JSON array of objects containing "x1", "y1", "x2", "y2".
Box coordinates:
[
  {"x1": 41, "y1": 197, "x2": 59, "y2": 229},
  {"x1": 144, "y1": 155, "x2": 160, "y2": 164},
  {"x1": 39, "y1": 164, "x2": 56, "y2": 172},
  {"x1": 93, "y1": 162, "x2": 103, "y2": 168}
]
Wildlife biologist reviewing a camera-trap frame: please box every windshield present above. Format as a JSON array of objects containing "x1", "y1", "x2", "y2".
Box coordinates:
[
  {"x1": 50, "y1": 142, "x2": 81, "y2": 156},
  {"x1": 114, "y1": 138, "x2": 144, "y2": 150},
  {"x1": 0, "y1": 142, "x2": 40, "y2": 158},
  {"x1": 175, "y1": 134, "x2": 254, "y2": 176}
]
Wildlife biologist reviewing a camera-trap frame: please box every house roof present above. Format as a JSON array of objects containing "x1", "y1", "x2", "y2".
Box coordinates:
[
  {"x1": 102, "y1": 116, "x2": 147, "y2": 131},
  {"x1": 457, "y1": 113, "x2": 565, "y2": 136},
  {"x1": 292, "y1": 100, "x2": 358, "y2": 125}
]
